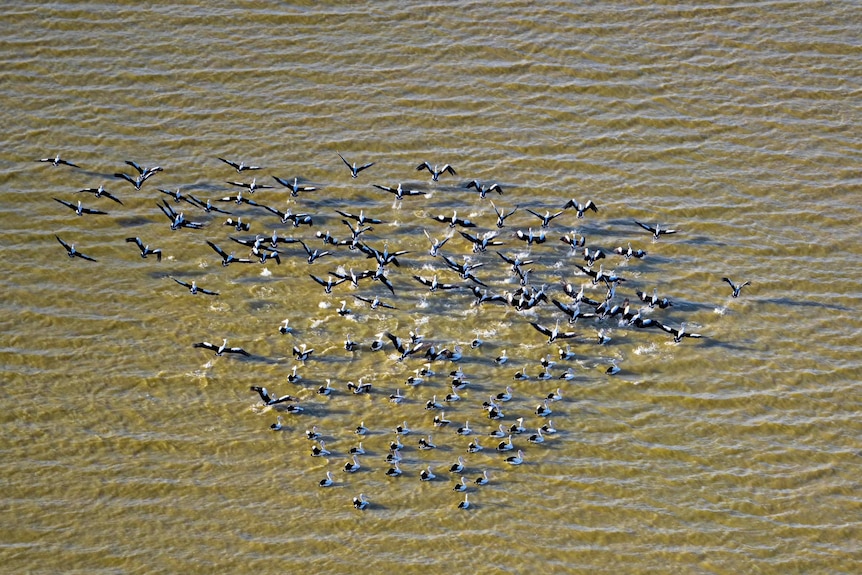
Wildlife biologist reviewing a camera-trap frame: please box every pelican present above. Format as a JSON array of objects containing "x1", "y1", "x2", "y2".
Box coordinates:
[
  {"x1": 317, "y1": 379, "x2": 333, "y2": 396},
  {"x1": 722, "y1": 277, "x2": 751, "y2": 298},
  {"x1": 458, "y1": 493, "x2": 471, "y2": 509},
  {"x1": 449, "y1": 456, "x2": 466, "y2": 474},
  {"x1": 496, "y1": 435, "x2": 514, "y2": 452},
  {"x1": 467, "y1": 438, "x2": 483, "y2": 453},
  {"x1": 526, "y1": 208, "x2": 564, "y2": 228},
  {"x1": 226, "y1": 177, "x2": 273, "y2": 192},
  {"x1": 319, "y1": 471, "x2": 334, "y2": 487},
  {"x1": 506, "y1": 449, "x2": 525, "y2": 465},
  {"x1": 562, "y1": 198, "x2": 598, "y2": 218},
  {"x1": 250, "y1": 386, "x2": 295, "y2": 406},
  {"x1": 170, "y1": 277, "x2": 218, "y2": 296},
  {"x1": 373, "y1": 182, "x2": 423, "y2": 200},
  {"x1": 270, "y1": 416, "x2": 285, "y2": 431},
  {"x1": 509, "y1": 417, "x2": 526, "y2": 434},
  {"x1": 337, "y1": 300, "x2": 351, "y2": 316},
  {"x1": 660, "y1": 323, "x2": 704, "y2": 343},
  {"x1": 466, "y1": 180, "x2": 504, "y2": 198},
  {"x1": 206, "y1": 241, "x2": 253, "y2": 267},
  {"x1": 218, "y1": 157, "x2": 261, "y2": 172},
  {"x1": 418, "y1": 435, "x2": 437, "y2": 450},
  {"x1": 474, "y1": 471, "x2": 490, "y2": 486},
  {"x1": 311, "y1": 441, "x2": 330, "y2": 457},
  {"x1": 425, "y1": 395, "x2": 443, "y2": 411},
  {"x1": 613, "y1": 242, "x2": 646, "y2": 259},
  {"x1": 352, "y1": 493, "x2": 369, "y2": 510},
  {"x1": 349, "y1": 442, "x2": 366, "y2": 455},
  {"x1": 305, "y1": 426, "x2": 321, "y2": 440},
  {"x1": 416, "y1": 161, "x2": 456, "y2": 181},
  {"x1": 194, "y1": 338, "x2": 250, "y2": 357},
  {"x1": 39, "y1": 153, "x2": 79, "y2": 168},
  {"x1": 354, "y1": 421, "x2": 368, "y2": 435},
  {"x1": 76, "y1": 184, "x2": 122, "y2": 204},
  {"x1": 395, "y1": 421, "x2": 411, "y2": 435},
  {"x1": 635, "y1": 220, "x2": 677, "y2": 239},
  {"x1": 343, "y1": 455, "x2": 361, "y2": 473},
  {"x1": 388, "y1": 389, "x2": 405, "y2": 404},
  {"x1": 419, "y1": 466, "x2": 436, "y2": 481},
  {"x1": 386, "y1": 462, "x2": 403, "y2": 477},
  {"x1": 530, "y1": 319, "x2": 578, "y2": 344},
  {"x1": 292, "y1": 344, "x2": 314, "y2": 362},
  {"x1": 528, "y1": 428, "x2": 545, "y2": 444},
  {"x1": 536, "y1": 399, "x2": 553, "y2": 417},
  {"x1": 453, "y1": 477, "x2": 468, "y2": 492},
  {"x1": 490, "y1": 201, "x2": 518, "y2": 228},
  {"x1": 433, "y1": 412, "x2": 451, "y2": 427},
  {"x1": 54, "y1": 198, "x2": 107, "y2": 216},
  {"x1": 55, "y1": 235, "x2": 96, "y2": 262},
  {"x1": 456, "y1": 421, "x2": 472, "y2": 436},
  {"x1": 273, "y1": 176, "x2": 317, "y2": 196},
  {"x1": 338, "y1": 152, "x2": 374, "y2": 178},
  {"x1": 541, "y1": 420, "x2": 558, "y2": 434}
]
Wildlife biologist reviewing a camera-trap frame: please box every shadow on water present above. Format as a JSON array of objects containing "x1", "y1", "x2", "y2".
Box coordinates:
[{"x1": 758, "y1": 296, "x2": 851, "y2": 312}]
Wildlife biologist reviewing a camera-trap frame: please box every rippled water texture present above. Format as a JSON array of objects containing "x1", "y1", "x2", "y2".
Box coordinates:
[{"x1": 1, "y1": 1, "x2": 860, "y2": 573}]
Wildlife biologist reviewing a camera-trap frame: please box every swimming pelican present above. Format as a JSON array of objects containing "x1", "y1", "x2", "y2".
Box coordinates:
[
  {"x1": 528, "y1": 428, "x2": 545, "y2": 444},
  {"x1": 433, "y1": 412, "x2": 451, "y2": 427},
  {"x1": 317, "y1": 379, "x2": 333, "y2": 396},
  {"x1": 458, "y1": 493, "x2": 471, "y2": 509},
  {"x1": 467, "y1": 438, "x2": 484, "y2": 453},
  {"x1": 536, "y1": 399, "x2": 553, "y2": 417},
  {"x1": 352, "y1": 493, "x2": 369, "y2": 510},
  {"x1": 506, "y1": 449, "x2": 525, "y2": 465},
  {"x1": 449, "y1": 456, "x2": 466, "y2": 474},
  {"x1": 319, "y1": 471, "x2": 334, "y2": 487},
  {"x1": 311, "y1": 441, "x2": 330, "y2": 457},
  {"x1": 420, "y1": 465, "x2": 436, "y2": 481},
  {"x1": 270, "y1": 416, "x2": 285, "y2": 431},
  {"x1": 395, "y1": 421, "x2": 411, "y2": 435},
  {"x1": 343, "y1": 455, "x2": 361, "y2": 473},
  {"x1": 509, "y1": 417, "x2": 526, "y2": 434},
  {"x1": 418, "y1": 435, "x2": 437, "y2": 450},
  {"x1": 496, "y1": 435, "x2": 514, "y2": 452}
]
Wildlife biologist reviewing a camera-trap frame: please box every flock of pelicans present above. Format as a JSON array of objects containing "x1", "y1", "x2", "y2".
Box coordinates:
[{"x1": 42, "y1": 151, "x2": 750, "y2": 512}]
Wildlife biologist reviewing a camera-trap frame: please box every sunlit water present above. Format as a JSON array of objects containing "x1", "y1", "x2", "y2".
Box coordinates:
[{"x1": 1, "y1": 1, "x2": 860, "y2": 573}]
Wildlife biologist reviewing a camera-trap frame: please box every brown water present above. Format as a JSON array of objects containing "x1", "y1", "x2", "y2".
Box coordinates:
[{"x1": 1, "y1": 1, "x2": 860, "y2": 573}]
